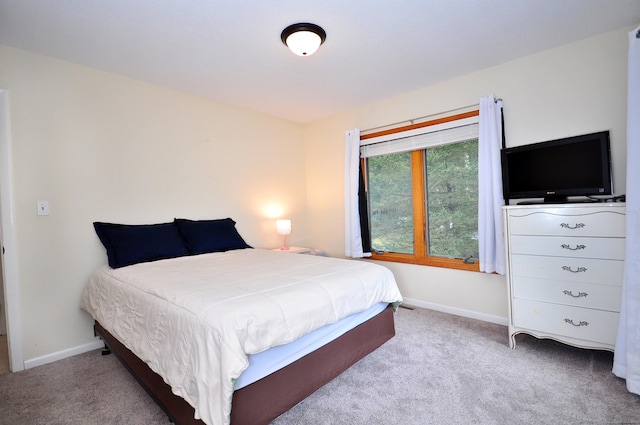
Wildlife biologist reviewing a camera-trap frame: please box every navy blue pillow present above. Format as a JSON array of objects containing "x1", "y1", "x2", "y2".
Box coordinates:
[
  {"x1": 93, "y1": 222, "x2": 191, "y2": 268},
  {"x1": 174, "y1": 218, "x2": 252, "y2": 255}
]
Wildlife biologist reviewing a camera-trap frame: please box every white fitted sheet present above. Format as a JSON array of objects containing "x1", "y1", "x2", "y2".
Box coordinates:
[{"x1": 234, "y1": 301, "x2": 388, "y2": 390}]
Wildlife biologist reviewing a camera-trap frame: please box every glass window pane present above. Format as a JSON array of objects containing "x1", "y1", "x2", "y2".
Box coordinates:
[
  {"x1": 367, "y1": 152, "x2": 414, "y2": 254},
  {"x1": 425, "y1": 139, "x2": 478, "y2": 260}
]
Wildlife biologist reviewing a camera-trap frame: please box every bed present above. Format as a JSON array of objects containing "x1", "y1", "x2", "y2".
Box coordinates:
[{"x1": 81, "y1": 219, "x2": 403, "y2": 425}]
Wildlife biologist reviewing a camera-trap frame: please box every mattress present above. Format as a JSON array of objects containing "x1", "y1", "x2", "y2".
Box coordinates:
[
  {"x1": 234, "y1": 301, "x2": 388, "y2": 390},
  {"x1": 81, "y1": 248, "x2": 402, "y2": 425}
]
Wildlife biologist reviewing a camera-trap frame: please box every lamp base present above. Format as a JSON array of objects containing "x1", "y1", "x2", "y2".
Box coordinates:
[{"x1": 279, "y1": 233, "x2": 290, "y2": 251}]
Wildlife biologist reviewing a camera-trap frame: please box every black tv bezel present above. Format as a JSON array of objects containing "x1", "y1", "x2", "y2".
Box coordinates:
[{"x1": 501, "y1": 131, "x2": 613, "y2": 204}]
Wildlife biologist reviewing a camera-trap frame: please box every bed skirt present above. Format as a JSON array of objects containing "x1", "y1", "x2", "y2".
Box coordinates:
[{"x1": 94, "y1": 304, "x2": 395, "y2": 425}]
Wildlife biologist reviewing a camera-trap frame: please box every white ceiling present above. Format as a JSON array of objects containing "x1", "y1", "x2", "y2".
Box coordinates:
[{"x1": 1, "y1": 1, "x2": 640, "y2": 123}]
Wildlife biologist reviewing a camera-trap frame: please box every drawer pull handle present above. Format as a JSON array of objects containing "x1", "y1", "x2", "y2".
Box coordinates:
[
  {"x1": 560, "y1": 223, "x2": 586, "y2": 230},
  {"x1": 564, "y1": 319, "x2": 589, "y2": 327},
  {"x1": 562, "y1": 266, "x2": 587, "y2": 273},
  {"x1": 563, "y1": 290, "x2": 588, "y2": 298},
  {"x1": 561, "y1": 244, "x2": 586, "y2": 251}
]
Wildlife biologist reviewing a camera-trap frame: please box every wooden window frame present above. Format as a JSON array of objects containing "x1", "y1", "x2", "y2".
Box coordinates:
[{"x1": 363, "y1": 110, "x2": 480, "y2": 272}]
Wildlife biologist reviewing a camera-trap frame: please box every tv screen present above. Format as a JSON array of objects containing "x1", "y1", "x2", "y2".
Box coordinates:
[{"x1": 501, "y1": 131, "x2": 612, "y2": 204}]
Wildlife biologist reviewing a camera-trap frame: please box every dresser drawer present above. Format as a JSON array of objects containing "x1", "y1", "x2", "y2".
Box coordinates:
[
  {"x1": 512, "y1": 298, "x2": 619, "y2": 346},
  {"x1": 510, "y1": 254, "x2": 624, "y2": 286},
  {"x1": 508, "y1": 209, "x2": 626, "y2": 237},
  {"x1": 509, "y1": 235, "x2": 625, "y2": 260},
  {"x1": 512, "y1": 277, "x2": 622, "y2": 311}
]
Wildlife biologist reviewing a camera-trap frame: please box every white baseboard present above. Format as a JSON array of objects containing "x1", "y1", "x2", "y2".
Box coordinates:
[
  {"x1": 24, "y1": 339, "x2": 104, "y2": 370},
  {"x1": 402, "y1": 297, "x2": 508, "y2": 327},
  {"x1": 22, "y1": 301, "x2": 506, "y2": 370}
]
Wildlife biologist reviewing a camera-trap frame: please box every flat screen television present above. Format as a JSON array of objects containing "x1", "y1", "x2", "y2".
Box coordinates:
[{"x1": 501, "y1": 131, "x2": 613, "y2": 204}]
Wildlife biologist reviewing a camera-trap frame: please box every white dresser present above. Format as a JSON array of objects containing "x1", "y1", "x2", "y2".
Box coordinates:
[{"x1": 503, "y1": 203, "x2": 626, "y2": 351}]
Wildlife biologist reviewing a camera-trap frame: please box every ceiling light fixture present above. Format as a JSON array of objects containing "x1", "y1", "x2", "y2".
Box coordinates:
[{"x1": 281, "y1": 23, "x2": 326, "y2": 57}]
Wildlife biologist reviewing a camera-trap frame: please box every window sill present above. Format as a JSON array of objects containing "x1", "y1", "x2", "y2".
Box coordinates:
[{"x1": 367, "y1": 252, "x2": 480, "y2": 272}]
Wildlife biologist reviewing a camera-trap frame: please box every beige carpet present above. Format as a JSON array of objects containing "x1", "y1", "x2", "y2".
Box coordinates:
[
  {"x1": 0, "y1": 334, "x2": 9, "y2": 375},
  {"x1": 1, "y1": 307, "x2": 638, "y2": 424}
]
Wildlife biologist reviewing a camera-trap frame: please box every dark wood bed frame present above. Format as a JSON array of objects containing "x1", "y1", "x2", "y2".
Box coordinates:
[{"x1": 94, "y1": 304, "x2": 395, "y2": 425}]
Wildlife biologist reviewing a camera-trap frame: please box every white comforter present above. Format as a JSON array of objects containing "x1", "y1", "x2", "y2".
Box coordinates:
[{"x1": 80, "y1": 249, "x2": 402, "y2": 425}]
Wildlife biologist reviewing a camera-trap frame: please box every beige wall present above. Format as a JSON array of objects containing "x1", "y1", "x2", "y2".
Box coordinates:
[
  {"x1": 304, "y1": 28, "x2": 629, "y2": 322},
  {"x1": 0, "y1": 27, "x2": 630, "y2": 365},
  {"x1": 0, "y1": 46, "x2": 307, "y2": 362}
]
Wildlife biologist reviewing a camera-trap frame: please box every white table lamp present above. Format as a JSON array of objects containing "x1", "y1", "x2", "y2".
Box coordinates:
[{"x1": 276, "y1": 219, "x2": 292, "y2": 250}]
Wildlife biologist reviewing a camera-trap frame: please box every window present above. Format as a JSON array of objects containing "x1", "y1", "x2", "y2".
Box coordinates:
[{"x1": 361, "y1": 111, "x2": 480, "y2": 271}]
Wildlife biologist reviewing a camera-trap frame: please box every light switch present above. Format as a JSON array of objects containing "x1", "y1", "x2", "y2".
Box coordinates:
[{"x1": 36, "y1": 200, "x2": 50, "y2": 216}]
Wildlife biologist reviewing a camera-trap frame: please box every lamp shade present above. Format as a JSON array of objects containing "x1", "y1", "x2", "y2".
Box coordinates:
[
  {"x1": 276, "y1": 219, "x2": 292, "y2": 235},
  {"x1": 281, "y1": 23, "x2": 326, "y2": 56}
]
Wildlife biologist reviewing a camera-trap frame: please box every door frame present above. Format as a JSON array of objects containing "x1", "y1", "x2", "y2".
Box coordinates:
[{"x1": 0, "y1": 89, "x2": 24, "y2": 372}]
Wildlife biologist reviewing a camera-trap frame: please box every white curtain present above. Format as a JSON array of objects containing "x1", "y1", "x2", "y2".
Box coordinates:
[
  {"x1": 344, "y1": 129, "x2": 369, "y2": 258},
  {"x1": 613, "y1": 24, "x2": 640, "y2": 396},
  {"x1": 478, "y1": 95, "x2": 506, "y2": 274}
]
